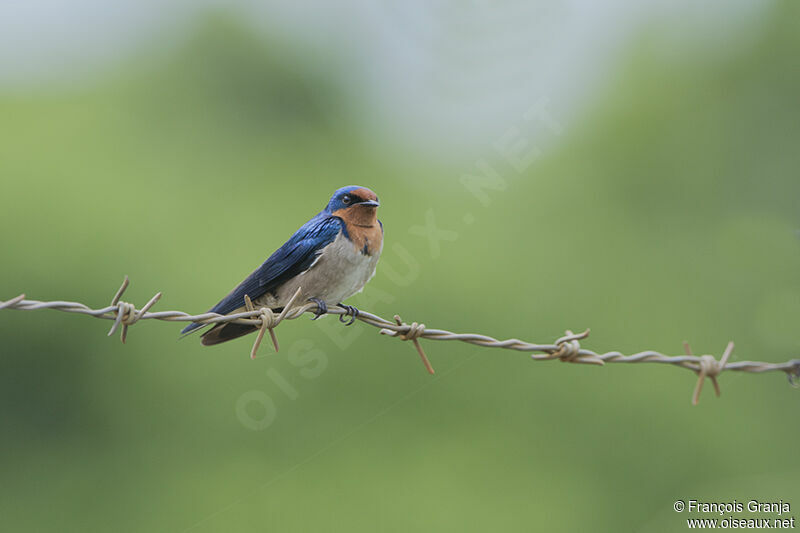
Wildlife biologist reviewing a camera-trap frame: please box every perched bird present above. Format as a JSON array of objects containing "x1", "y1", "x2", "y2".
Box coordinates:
[{"x1": 182, "y1": 186, "x2": 383, "y2": 345}]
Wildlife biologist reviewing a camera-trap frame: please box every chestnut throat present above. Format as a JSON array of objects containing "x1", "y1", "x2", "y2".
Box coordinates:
[{"x1": 342, "y1": 206, "x2": 378, "y2": 227}]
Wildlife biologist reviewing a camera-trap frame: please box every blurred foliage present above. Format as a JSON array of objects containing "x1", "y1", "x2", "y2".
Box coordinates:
[{"x1": 1, "y1": 4, "x2": 799, "y2": 532}]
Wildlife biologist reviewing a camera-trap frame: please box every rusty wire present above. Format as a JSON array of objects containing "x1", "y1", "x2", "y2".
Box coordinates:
[{"x1": 2, "y1": 276, "x2": 798, "y2": 405}]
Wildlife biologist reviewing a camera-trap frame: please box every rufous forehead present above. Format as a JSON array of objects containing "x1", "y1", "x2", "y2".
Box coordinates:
[{"x1": 352, "y1": 187, "x2": 377, "y2": 201}]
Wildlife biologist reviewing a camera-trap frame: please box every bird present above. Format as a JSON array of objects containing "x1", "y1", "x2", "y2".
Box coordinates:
[{"x1": 181, "y1": 186, "x2": 383, "y2": 345}]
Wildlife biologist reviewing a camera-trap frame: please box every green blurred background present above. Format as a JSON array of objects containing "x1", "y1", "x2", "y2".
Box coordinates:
[{"x1": 1, "y1": 2, "x2": 799, "y2": 532}]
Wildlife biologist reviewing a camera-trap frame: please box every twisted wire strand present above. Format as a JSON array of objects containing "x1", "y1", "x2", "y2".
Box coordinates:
[{"x1": 2, "y1": 277, "x2": 799, "y2": 404}]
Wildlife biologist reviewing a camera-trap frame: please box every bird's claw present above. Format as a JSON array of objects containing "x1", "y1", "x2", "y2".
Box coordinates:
[
  {"x1": 338, "y1": 304, "x2": 359, "y2": 326},
  {"x1": 308, "y1": 298, "x2": 327, "y2": 320}
]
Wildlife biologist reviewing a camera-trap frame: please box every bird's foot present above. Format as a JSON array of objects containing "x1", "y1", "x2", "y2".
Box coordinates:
[
  {"x1": 308, "y1": 298, "x2": 327, "y2": 320},
  {"x1": 337, "y1": 304, "x2": 360, "y2": 326}
]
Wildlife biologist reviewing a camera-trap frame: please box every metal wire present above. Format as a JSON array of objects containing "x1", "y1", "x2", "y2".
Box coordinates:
[{"x1": 2, "y1": 276, "x2": 798, "y2": 405}]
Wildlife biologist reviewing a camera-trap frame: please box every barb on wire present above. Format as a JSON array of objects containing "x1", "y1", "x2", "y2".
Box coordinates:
[
  {"x1": 380, "y1": 315, "x2": 435, "y2": 374},
  {"x1": 243, "y1": 287, "x2": 303, "y2": 359},
  {"x1": 1, "y1": 276, "x2": 799, "y2": 405}
]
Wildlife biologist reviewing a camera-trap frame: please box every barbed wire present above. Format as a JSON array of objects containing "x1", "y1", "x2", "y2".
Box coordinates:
[{"x1": 2, "y1": 276, "x2": 798, "y2": 405}]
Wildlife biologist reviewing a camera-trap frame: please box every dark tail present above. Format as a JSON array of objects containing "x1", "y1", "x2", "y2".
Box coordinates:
[
  {"x1": 180, "y1": 322, "x2": 205, "y2": 335},
  {"x1": 199, "y1": 323, "x2": 258, "y2": 346}
]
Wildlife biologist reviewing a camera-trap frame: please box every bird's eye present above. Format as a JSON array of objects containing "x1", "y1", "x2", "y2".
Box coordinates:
[{"x1": 342, "y1": 194, "x2": 352, "y2": 204}]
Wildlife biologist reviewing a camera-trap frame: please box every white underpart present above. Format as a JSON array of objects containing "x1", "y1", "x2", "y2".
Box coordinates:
[{"x1": 254, "y1": 231, "x2": 382, "y2": 310}]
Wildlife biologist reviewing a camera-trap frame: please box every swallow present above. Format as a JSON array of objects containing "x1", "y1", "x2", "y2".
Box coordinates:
[{"x1": 181, "y1": 186, "x2": 383, "y2": 345}]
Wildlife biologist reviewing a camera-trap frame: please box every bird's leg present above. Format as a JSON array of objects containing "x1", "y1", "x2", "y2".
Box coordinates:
[
  {"x1": 307, "y1": 298, "x2": 327, "y2": 320},
  {"x1": 337, "y1": 304, "x2": 359, "y2": 326}
]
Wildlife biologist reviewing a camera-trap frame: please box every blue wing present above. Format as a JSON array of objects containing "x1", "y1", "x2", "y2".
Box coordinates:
[{"x1": 181, "y1": 213, "x2": 344, "y2": 334}]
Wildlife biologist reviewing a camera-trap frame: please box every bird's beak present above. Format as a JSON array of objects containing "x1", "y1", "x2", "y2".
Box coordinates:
[{"x1": 359, "y1": 200, "x2": 380, "y2": 207}]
